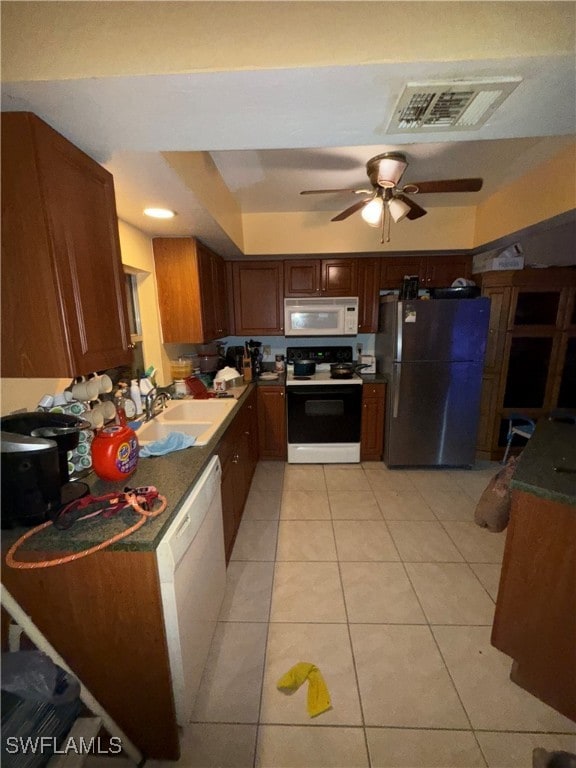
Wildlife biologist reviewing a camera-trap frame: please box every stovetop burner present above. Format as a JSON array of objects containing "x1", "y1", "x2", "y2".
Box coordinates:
[{"x1": 293, "y1": 376, "x2": 312, "y2": 380}]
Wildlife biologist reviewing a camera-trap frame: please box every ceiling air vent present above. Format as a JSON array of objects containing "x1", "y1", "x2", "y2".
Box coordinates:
[{"x1": 387, "y1": 78, "x2": 522, "y2": 133}]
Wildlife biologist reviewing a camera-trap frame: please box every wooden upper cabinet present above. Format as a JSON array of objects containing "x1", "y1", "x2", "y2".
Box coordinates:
[
  {"x1": 283, "y1": 260, "x2": 321, "y2": 296},
  {"x1": 153, "y1": 238, "x2": 228, "y2": 343},
  {"x1": 231, "y1": 261, "x2": 284, "y2": 335},
  {"x1": 284, "y1": 258, "x2": 358, "y2": 297},
  {"x1": 357, "y1": 258, "x2": 381, "y2": 333},
  {"x1": 197, "y1": 242, "x2": 229, "y2": 340},
  {"x1": 425, "y1": 255, "x2": 472, "y2": 287},
  {"x1": 1, "y1": 112, "x2": 132, "y2": 377},
  {"x1": 379, "y1": 255, "x2": 472, "y2": 289},
  {"x1": 380, "y1": 256, "x2": 426, "y2": 290}
]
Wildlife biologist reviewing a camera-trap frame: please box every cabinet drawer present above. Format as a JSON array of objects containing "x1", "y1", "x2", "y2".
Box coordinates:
[{"x1": 362, "y1": 383, "x2": 386, "y2": 398}]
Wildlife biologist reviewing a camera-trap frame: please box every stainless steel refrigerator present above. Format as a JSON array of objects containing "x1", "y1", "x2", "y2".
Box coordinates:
[{"x1": 375, "y1": 296, "x2": 490, "y2": 467}]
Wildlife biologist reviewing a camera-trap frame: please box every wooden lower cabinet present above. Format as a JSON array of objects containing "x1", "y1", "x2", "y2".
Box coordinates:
[
  {"x1": 1, "y1": 548, "x2": 179, "y2": 760},
  {"x1": 491, "y1": 489, "x2": 576, "y2": 722},
  {"x1": 257, "y1": 386, "x2": 287, "y2": 460},
  {"x1": 217, "y1": 387, "x2": 258, "y2": 561},
  {"x1": 360, "y1": 383, "x2": 386, "y2": 461}
]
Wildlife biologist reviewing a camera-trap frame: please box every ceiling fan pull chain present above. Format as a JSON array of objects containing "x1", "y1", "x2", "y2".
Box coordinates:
[{"x1": 381, "y1": 204, "x2": 391, "y2": 244}]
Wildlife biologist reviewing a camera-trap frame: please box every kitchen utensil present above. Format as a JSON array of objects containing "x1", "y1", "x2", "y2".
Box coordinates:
[
  {"x1": 293, "y1": 360, "x2": 316, "y2": 376},
  {"x1": 329, "y1": 362, "x2": 370, "y2": 379}
]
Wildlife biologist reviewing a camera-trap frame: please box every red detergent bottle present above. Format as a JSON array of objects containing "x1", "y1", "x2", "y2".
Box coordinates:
[{"x1": 91, "y1": 424, "x2": 139, "y2": 482}]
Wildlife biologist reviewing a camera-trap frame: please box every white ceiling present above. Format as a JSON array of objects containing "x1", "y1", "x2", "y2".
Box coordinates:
[{"x1": 2, "y1": 3, "x2": 575, "y2": 256}]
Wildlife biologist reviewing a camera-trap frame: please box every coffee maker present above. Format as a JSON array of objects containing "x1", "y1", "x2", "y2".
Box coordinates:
[
  {"x1": 1, "y1": 412, "x2": 89, "y2": 528},
  {"x1": 225, "y1": 346, "x2": 246, "y2": 376}
]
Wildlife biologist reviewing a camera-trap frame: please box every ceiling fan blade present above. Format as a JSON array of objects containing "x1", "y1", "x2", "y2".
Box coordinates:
[
  {"x1": 331, "y1": 198, "x2": 371, "y2": 222},
  {"x1": 396, "y1": 194, "x2": 427, "y2": 220},
  {"x1": 407, "y1": 178, "x2": 483, "y2": 194},
  {"x1": 300, "y1": 188, "x2": 359, "y2": 195}
]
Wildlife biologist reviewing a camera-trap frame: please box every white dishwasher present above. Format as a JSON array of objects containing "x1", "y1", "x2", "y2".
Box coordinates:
[{"x1": 156, "y1": 455, "x2": 226, "y2": 725}]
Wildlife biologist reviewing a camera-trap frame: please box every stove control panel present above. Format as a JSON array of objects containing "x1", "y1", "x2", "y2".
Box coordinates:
[{"x1": 286, "y1": 346, "x2": 353, "y2": 364}]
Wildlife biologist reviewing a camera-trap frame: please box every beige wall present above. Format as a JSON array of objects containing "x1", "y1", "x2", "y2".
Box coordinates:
[
  {"x1": 243, "y1": 206, "x2": 477, "y2": 254},
  {"x1": 474, "y1": 143, "x2": 576, "y2": 246},
  {"x1": 117, "y1": 219, "x2": 169, "y2": 386},
  {"x1": 163, "y1": 152, "x2": 244, "y2": 251}
]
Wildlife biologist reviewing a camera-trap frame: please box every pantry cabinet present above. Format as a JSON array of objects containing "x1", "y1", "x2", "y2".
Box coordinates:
[
  {"x1": 217, "y1": 387, "x2": 258, "y2": 561},
  {"x1": 360, "y1": 382, "x2": 386, "y2": 460},
  {"x1": 284, "y1": 258, "x2": 358, "y2": 297},
  {"x1": 231, "y1": 261, "x2": 285, "y2": 335},
  {"x1": 257, "y1": 385, "x2": 287, "y2": 460},
  {"x1": 380, "y1": 254, "x2": 472, "y2": 290},
  {"x1": 1, "y1": 112, "x2": 132, "y2": 377},
  {"x1": 476, "y1": 268, "x2": 576, "y2": 460},
  {"x1": 153, "y1": 238, "x2": 229, "y2": 343}
]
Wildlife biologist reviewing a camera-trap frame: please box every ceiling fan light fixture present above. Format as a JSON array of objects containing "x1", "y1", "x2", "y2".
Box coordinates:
[
  {"x1": 388, "y1": 197, "x2": 411, "y2": 223},
  {"x1": 376, "y1": 155, "x2": 408, "y2": 188},
  {"x1": 361, "y1": 197, "x2": 384, "y2": 227}
]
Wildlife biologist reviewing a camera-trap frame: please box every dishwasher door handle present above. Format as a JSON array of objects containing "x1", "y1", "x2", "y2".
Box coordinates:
[{"x1": 174, "y1": 514, "x2": 192, "y2": 538}]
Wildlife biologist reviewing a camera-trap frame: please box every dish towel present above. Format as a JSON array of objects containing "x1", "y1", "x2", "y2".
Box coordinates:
[
  {"x1": 139, "y1": 432, "x2": 196, "y2": 457},
  {"x1": 276, "y1": 662, "x2": 331, "y2": 718}
]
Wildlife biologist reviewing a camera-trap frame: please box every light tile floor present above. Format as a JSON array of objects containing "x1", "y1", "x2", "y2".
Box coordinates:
[{"x1": 149, "y1": 461, "x2": 576, "y2": 768}]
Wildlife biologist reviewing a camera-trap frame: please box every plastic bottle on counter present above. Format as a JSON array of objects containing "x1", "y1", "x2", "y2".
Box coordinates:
[{"x1": 130, "y1": 378, "x2": 143, "y2": 415}]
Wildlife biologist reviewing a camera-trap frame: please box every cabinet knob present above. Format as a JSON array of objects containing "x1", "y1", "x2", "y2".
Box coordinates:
[
  {"x1": 280, "y1": 391, "x2": 284, "y2": 397},
  {"x1": 232, "y1": 453, "x2": 239, "y2": 464}
]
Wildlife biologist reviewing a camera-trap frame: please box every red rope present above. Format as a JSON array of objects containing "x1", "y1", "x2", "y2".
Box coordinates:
[{"x1": 5, "y1": 493, "x2": 168, "y2": 569}]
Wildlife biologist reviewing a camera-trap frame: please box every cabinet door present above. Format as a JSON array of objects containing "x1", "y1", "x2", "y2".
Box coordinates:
[
  {"x1": 360, "y1": 383, "x2": 386, "y2": 461},
  {"x1": 322, "y1": 258, "x2": 358, "y2": 296},
  {"x1": 357, "y1": 258, "x2": 381, "y2": 333},
  {"x1": 198, "y1": 243, "x2": 229, "y2": 340},
  {"x1": 232, "y1": 261, "x2": 284, "y2": 335},
  {"x1": 482, "y1": 287, "x2": 511, "y2": 373},
  {"x1": 257, "y1": 386, "x2": 287, "y2": 460},
  {"x1": 425, "y1": 255, "x2": 472, "y2": 287},
  {"x1": 380, "y1": 257, "x2": 425, "y2": 290},
  {"x1": 1, "y1": 112, "x2": 131, "y2": 376},
  {"x1": 284, "y1": 260, "x2": 321, "y2": 297},
  {"x1": 153, "y1": 238, "x2": 204, "y2": 343}
]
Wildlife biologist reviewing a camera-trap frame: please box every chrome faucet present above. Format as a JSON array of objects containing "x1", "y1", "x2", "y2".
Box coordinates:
[{"x1": 144, "y1": 387, "x2": 172, "y2": 421}]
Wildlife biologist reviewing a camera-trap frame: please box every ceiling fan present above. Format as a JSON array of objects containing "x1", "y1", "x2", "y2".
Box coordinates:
[{"x1": 300, "y1": 152, "x2": 483, "y2": 242}]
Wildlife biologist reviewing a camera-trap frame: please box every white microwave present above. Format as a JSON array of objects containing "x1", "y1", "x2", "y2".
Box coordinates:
[{"x1": 284, "y1": 297, "x2": 359, "y2": 336}]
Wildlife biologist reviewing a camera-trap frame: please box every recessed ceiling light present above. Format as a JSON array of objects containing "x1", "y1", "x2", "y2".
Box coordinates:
[{"x1": 143, "y1": 207, "x2": 176, "y2": 219}]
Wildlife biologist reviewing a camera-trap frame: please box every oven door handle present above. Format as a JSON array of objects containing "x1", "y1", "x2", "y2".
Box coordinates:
[{"x1": 392, "y1": 363, "x2": 401, "y2": 419}]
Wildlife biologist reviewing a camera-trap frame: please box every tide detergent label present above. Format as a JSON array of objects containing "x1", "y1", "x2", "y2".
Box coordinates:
[{"x1": 116, "y1": 437, "x2": 138, "y2": 474}]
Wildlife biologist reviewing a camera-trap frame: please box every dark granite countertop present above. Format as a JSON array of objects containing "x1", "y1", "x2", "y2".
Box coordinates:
[
  {"x1": 3, "y1": 385, "x2": 258, "y2": 555},
  {"x1": 358, "y1": 372, "x2": 389, "y2": 384},
  {"x1": 511, "y1": 419, "x2": 576, "y2": 506}
]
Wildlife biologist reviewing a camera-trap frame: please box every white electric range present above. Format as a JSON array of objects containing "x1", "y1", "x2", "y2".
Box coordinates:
[{"x1": 285, "y1": 346, "x2": 363, "y2": 463}]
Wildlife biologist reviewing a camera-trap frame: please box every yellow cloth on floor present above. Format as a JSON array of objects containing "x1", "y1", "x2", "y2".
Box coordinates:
[{"x1": 276, "y1": 662, "x2": 331, "y2": 718}]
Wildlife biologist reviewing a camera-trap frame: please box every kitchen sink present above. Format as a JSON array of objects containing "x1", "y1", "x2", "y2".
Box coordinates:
[
  {"x1": 161, "y1": 398, "x2": 238, "y2": 422},
  {"x1": 136, "y1": 397, "x2": 239, "y2": 446}
]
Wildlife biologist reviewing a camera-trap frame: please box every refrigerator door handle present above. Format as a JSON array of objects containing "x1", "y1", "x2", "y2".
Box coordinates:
[
  {"x1": 396, "y1": 302, "x2": 403, "y2": 361},
  {"x1": 392, "y1": 363, "x2": 401, "y2": 418}
]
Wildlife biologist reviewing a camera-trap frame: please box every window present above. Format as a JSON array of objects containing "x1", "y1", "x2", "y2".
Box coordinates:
[{"x1": 124, "y1": 272, "x2": 144, "y2": 376}]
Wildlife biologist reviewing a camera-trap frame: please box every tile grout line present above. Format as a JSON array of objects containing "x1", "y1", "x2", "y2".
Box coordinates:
[
  {"x1": 252, "y1": 463, "x2": 285, "y2": 768},
  {"x1": 325, "y1": 464, "x2": 373, "y2": 768}
]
